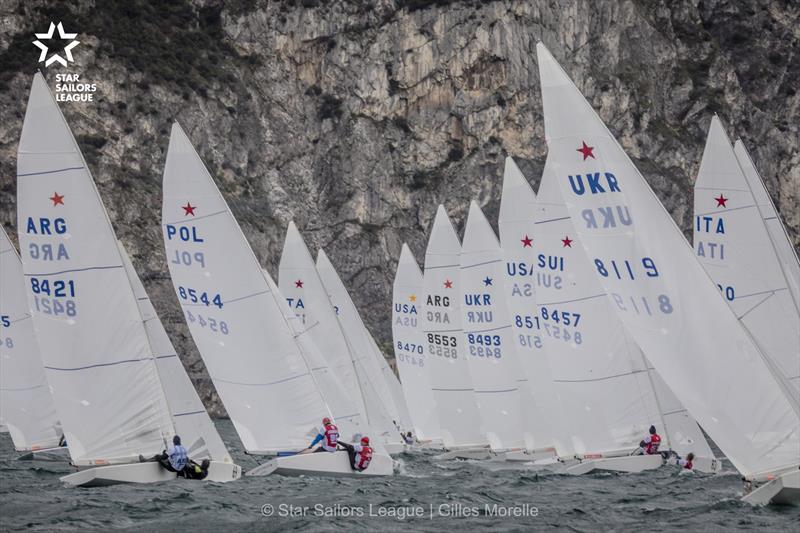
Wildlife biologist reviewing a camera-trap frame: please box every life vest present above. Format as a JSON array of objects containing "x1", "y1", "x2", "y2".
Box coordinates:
[
  {"x1": 168, "y1": 444, "x2": 189, "y2": 470},
  {"x1": 322, "y1": 423, "x2": 339, "y2": 451},
  {"x1": 683, "y1": 459, "x2": 693, "y2": 470},
  {"x1": 355, "y1": 445, "x2": 373, "y2": 471},
  {"x1": 645, "y1": 434, "x2": 661, "y2": 455}
]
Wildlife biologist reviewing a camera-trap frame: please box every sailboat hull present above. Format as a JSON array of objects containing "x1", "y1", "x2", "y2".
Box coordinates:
[
  {"x1": 60, "y1": 461, "x2": 242, "y2": 487},
  {"x1": 245, "y1": 450, "x2": 394, "y2": 477},
  {"x1": 504, "y1": 448, "x2": 558, "y2": 462},
  {"x1": 566, "y1": 454, "x2": 664, "y2": 475},
  {"x1": 383, "y1": 442, "x2": 409, "y2": 455},
  {"x1": 742, "y1": 470, "x2": 800, "y2": 506},
  {"x1": 432, "y1": 446, "x2": 494, "y2": 461},
  {"x1": 17, "y1": 446, "x2": 70, "y2": 462}
]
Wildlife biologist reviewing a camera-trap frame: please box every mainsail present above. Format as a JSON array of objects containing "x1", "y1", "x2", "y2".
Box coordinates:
[
  {"x1": 694, "y1": 117, "x2": 799, "y2": 396},
  {"x1": 537, "y1": 42, "x2": 798, "y2": 479},
  {"x1": 161, "y1": 122, "x2": 364, "y2": 452},
  {"x1": 459, "y1": 201, "x2": 526, "y2": 450},
  {"x1": 497, "y1": 157, "x2": 563, "y2": 453},
  {"x1": 316, "y1": 249, "x2": 403, "y2": 444},
  {"x1": 392, "y1": 244, "x2": 442, "y2": 441},
  {"x1": 422, "y1": 206, "x2": 486, "y2": 448},
  {"x1": 0, "y1": 226, "x2": 62, "y2": 451},
  {"x1": 733, "y1": 139, "x2": 800, "y2": 308},
  {"x1": 118, "y1": 243, "x2": 232, "y2": 463},
  {"x1": 17, "y1": 73, "x2": 174, "y2": 466}
]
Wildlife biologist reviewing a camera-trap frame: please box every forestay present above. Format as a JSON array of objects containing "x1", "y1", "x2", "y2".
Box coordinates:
[
  {"x1": 694, "y1": 117, "x2": 800, "y2": 396},
  {"x1": 422, "y1": 206, "x2": 486, "y2": 448},
  {"x1": 497, "y1": 157, "x2": 563, "y2": 453},
  {"x1": 0, "y1": 227, "x2": 62, "y2": 452},
  {"x1": 17, "y1": 73, "x2": 174, "y2": 466},
  {"x1": 392, "y1": 244, "x2": 442, "y2": 441},
  {"x1": 734, "y1": 139, "x2": 800, "y2": 309},
  {"x1": 459, "y1": 201, "x2": 526, "y2": 450},
  {"x1": 316, "y1": 249, "x2": 403, "y2": 445},
  {"x1": 161, "y1": 122, "x2": 363, "y2": 452},
  {"x1": 118, "y1": 242, "x2": 232, "y2": 463},
  {"x1": 537, "y1": 42, "x2": 799, "y2": 480}
]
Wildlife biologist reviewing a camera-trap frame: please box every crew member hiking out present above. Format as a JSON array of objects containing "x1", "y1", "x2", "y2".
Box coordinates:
[
  {"x1": 637, "y1": 425, "x2": 661, "y2": 455},
  {"x1": 674, "y1": 452, "x2": 695, "y2": 471},
  {"x1": 338, "y1": 436, "x2": 373, "y2": 472},
  {"x1": 305, "y1": 417, "x2": 339, "y2": 453}
]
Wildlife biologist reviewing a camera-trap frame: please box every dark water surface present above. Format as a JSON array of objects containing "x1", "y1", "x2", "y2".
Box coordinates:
[{"x1": 1, "y1": 420, "x2": 797, "y2": 532}]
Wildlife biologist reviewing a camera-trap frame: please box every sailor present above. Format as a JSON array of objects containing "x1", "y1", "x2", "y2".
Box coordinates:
[
  {"x1": 307, "y1": 417, "x2": 339, "y2": 453},
  {"x1": 637, "y1": 425, "x2": 662, "y2": 455},
  {"x1": 338, "y1": 436, "x2": 374, "y2": 472},
  {"x1": 674, "y1": 452, "x2": 694, "y2": 470},
  {"x1": 403, "y1": 431, "x2": 414, "y2": 445},
  {"x1": 161, "y1": 435, "x2": 189, "y2": 472}
]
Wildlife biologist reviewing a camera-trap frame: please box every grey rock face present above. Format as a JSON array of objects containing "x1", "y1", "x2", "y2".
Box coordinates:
[{"x1": 1, "y1": 0, "x2": 797, "y2": 416}]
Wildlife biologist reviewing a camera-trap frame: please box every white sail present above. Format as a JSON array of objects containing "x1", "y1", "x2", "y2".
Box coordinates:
[
  {"x1": 497, "y1": 157, "x2": 564, "y2": 453},
  {"x1": 734, "y1": 139, "x2": 800, "y2": 308},
  {"x1": 0, "y1": 226, "x2": 62, "y2": 451},
  {"x1": 537, "y1": 42, "x2": 799, "y2": 480},
  {"x1": 459, "y1": 201, "x2": 526, "y2": 450},
  {"x1": 278, "y1": 223, "x2": 368, "y2": 421},
  {"x1": 392, "y1": 244, "x2": 442, "y2": 441},
  {"x1": 315, "y1": 249, "x2": 403, "y2": 445},
  {"x1": 161, "y1": 122, "x2": 364, "y2": 452},
  {"x1": 117, "y1": 243, "x2": 232, "y2": 463},
  {"x1": 422, "y1": 206, "x2": 486, "y2": 448},
  {"x1": 366, "y1": 333, "x2": 414, "y2": 433},
  {"x1": 17, "y1": 73, "x2": 174, "y2": 466},
  {"x1": 694, "y1": 117, "x2": 800, "y2": 395},
  {"x1": 536, "y1": 156, "x2": 715, "y2": 461}
]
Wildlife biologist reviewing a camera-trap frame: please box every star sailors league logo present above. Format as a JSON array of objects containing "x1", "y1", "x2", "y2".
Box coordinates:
[{"x1": 33, "y1": 22, "x2": 80, "y2": 67}]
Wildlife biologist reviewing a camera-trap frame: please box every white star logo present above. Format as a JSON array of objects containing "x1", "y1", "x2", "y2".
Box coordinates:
[{"x1": 33, "y1": 22, "x2": 79, "y2": 67}]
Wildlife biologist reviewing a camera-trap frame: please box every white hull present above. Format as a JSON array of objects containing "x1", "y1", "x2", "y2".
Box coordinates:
[
  {"x1": 742, "y1": 470, "x2": 800, "y2": 506},
  {"x1": 566, "y1": 454, "x2": 663, "y2": 475},
  {"x1": 504, "y1": 448, "x2": 558, "y2": 462},
  {"x1": 384, "y1": 442, "x2": 409, "y2": 455},
  {"x1": 60, "y1": 461, "x2": 242, "y2": 487},
  {"x1": 17, "y1": 446, "x2": 70, "y2": 462},
  {"x1": 432, "y1": 446, "x2": 494, "y2": 461},
  {"x1": 245, "y1": 450, "x2": 394, "y2": 477},
  {"x1": 692, "y1": 456, "x2": 723, "y2": 474}
]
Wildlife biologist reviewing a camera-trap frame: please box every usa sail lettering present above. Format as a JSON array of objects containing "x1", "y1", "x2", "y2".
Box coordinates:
[
  {"x1": 464, "y1": 293, "x2": 493, "y2": 324},
  {"x1": 695, "y1": 214, "x2": 725, "y2": 260},
  {"x1": 185, "y1": 310, "x2": 229, "y2": 335},
  {"x1": 25, "y1": 217, "x2": 70, "y2": 261},
  {"x1": 393, "y1": 302, "x2": 418, "y2": 328},
  {"x1": 178, "y1": 286, "x2": 223, "y2": 308},
  {"x1": 507, "y1": 260, "x2": 562, "y2": 292},
  {"x1": 165, "y1": 225, "x2": 206, "y2": 268}
]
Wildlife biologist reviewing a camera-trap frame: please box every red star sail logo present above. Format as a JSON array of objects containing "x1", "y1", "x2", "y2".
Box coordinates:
[
  {"x1": 49, "y1": 192, "x2": 65, "y2": 206},
  {"x1": 562, "y1": 236, "x2": 573, "y2": 248},
  {"x1": 294, "y1": 279, "x2": 304, "y2": 288},
  {"x1": 443, "y1": 279, "x2": 453, "y2": 289},
  {"x1": 577, "y1": 141, "x2": 595, "y2": 160},
  {"x1": 521, "y1": 235, "x2": 533, "y2": 248},
  {"x1": 182, "y1": 202, "x2": 197, "y2": 216},
  {"x1": 715, "y1": 194, "x2": 728, "y2": 208}
]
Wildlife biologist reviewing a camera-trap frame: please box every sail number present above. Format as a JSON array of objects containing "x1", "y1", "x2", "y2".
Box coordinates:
[
  {"x1": 396, "y1": 341, "x2": 424, "y2": 367},
  {"x1": 593, "y1": 257, "x2": 659, "y2": 280},
  {"x1": 185, "y1": 310, "x2": 229, "y2": 334},
  {"x1": 466, "y1": 333, "x2": 501, "y2": 358},
  {"x1": 514, "y1": 313, "x2": 583, "y2": 346},
  {"x1": 427, "y1": 333, "x2": 457, "y2": 358},
  {"x1": 29, "y1": 278, "x2": 77, "y2": 317},
  {"x1": 0, "y1": 316, "x2": 12, "y2": 348},
  {"x1": 30, "y1": 278, "x2": 75, "y2": 297},
  {"x1": 178, "y1": 286, "x2": 223, "y2": 308}
]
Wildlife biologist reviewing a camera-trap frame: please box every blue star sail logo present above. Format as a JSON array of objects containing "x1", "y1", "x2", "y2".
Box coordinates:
[
  {"x1": 33, "y1": 22, "x2": 79, "y2": 67},
  {"x1": 482, "y1": 276, "x2": 493, "y2": 287}
]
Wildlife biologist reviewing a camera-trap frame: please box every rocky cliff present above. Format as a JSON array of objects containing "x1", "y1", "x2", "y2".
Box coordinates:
[{"x1": 1, "y1": 0, "x2": 797, "y2": 416}]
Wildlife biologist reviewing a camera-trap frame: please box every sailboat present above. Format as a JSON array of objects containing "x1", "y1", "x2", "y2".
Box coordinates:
[
  {"x1": 423, "y1": 206, "x2": 488, "y2": 457},
  {"x1": 392, "y1": 244, "x2": 443, "y2": 444},
  {"x1": 161, "y1": 123, "x2": 391, "y2": 476},
  {"x1": 0, "y1": 226, "x2": 65, "y2": 460},
  {"x1": 733, "y1": 139, "x2": 800, "y2": 307},
  {"x1": 458, "y1": 201, "x2": 527, "y2": 454},
  {"x1": 693, "y1": 117, "x2": 800, "y2": 396},
  {"x1": 16, "y1": 73, "x2": 239, "y2": 486},
  {"x1": 536, "y1": 42, "x2": 798, "y2": 503},
  {"x1": 534, "y1": 155, "x2": 718, "y2": 475},
  {"x1": 497, "y1": 157, "x2": 563, "y2": 463},
  {"x1": 315, "y1": 249, "x2": 409, "y2": 453}
]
